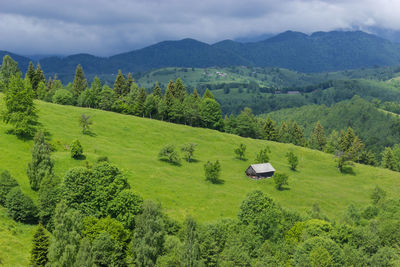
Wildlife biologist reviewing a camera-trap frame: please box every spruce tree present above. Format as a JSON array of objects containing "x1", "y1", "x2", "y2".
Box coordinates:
[
  {"x1": 113, "y1": 69, "x2": 127, "y2": 96},
  {"x1": 30, "y1": 223, "x2": 50, "y2": 266},
  {"x1": 202, "y1": 88, "x2": 214, "y2": 99},
  {"x1": 32, "y1": 63, "x2": 46, "y2": 94},
  {"x1": 263, "y1": 116, "x2": 277, "y2": 141},
  {"x1": 27, "y1": 131, "x2": 54, "y2": 191},
  {"x1": 72, "y1": 64, "x2": 88, "y2": 98},
  {"x1": 126, "y1": 72, "x2": 134, "y2": 93},
  {"x1": 192, "y1": 88, "x2": 200, "y2": 99},
  {"x1": 278, "y1": 122, "x2": 291, "y2": 143},
  {"x1": 311, "y1": 121, "x2": 326, "y2": 150},
  {"x1": 153, "y1": 82, "x2": 163, "y2": 98},
  {"x1": 290, "y1": 122, "x2": 305, "y2": 146},
  {"x1": 381, "y1": 147, "x2": 397, "y2": 171},
  {"x1": 0, "y1": 55, "x2": 21, "y2": 89},
  {"x1": 2, "y1": 74, "x2": 37, "y2": 137},
  {"x1": 325, "y1": 130, "x2": 340, "y2": 154},
  {"x1": 26, "y1": 61, "x2": 36, "y2": 85},
  {"x1": 340, "y1": 127, "x2": 356, "y2": 152},
  {"x1": 174, "y1": 78, "x2": 187, "y2": 101},
  {"x1": 134, "y1": 88, "x2": 147, "y2": 116}
]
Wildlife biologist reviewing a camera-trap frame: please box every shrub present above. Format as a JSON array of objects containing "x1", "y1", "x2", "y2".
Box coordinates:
[
  {"x1": 5, "y1": 187, "x2": 38, "y2": 224},
  {"x1": 158, "y1": 145, "x2": 180, "y2": 164},
  {"x1": 0, "y1": 170, "x2": 19, "y2": 205},
  {"x1": 286, "y1": 151, "x2": 298, "y2": 171},
  {"x1": 52, "y1": 89, "x2": 73, "y2": 105},
  {"x1": 234, "y1": 143, "x2": 246, "y2": 160},
  {"x1": 71, "y1": 139, "x2": 83, "y2": 159}
]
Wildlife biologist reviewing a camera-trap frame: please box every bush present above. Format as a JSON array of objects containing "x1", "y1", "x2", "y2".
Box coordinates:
[
  {"x1": 52, "y1": 89, "x2": 73, "y2": 105},
  {"x1": 234, "y1": 143, "x2": 246, "y2": 160},
  {"x1": 158, "y1": 145, "x2": 180, "y2": 164},
  {"x1": 273, "y1": 173, "x2": 289, "y2": 190},
  {"x1": 255, "y1": 147, "x2": 271, "y2": 163},
  {"x1": 0, "y1": 170, "x2": 19, "y2": 205},
  {"x1": 204, "y1": 160, "x2": 222, "y2": 184},
  {"x1": 71, "y1": 139, "x2": 83, "y2": 159},
  {"x1": 286, "y1": 151, "x2": 298, "y2": 171},
  {"x1": 5, "y1": 187, "x2": 38, "y2": 224}
]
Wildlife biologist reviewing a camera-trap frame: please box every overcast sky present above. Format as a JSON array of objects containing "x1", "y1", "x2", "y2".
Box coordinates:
[{"x1": 1, "y1": 0, "x2": 400, "y2": 56}]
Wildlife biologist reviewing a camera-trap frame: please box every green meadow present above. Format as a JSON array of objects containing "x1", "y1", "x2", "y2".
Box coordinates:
[{"x1": 2, "y1": 95, "x2": 400, "y2": 264}]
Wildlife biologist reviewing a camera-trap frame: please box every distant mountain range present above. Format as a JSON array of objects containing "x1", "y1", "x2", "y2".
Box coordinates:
[{"x1": 2, "y1": 30, "x2": 400, "y2": 80}]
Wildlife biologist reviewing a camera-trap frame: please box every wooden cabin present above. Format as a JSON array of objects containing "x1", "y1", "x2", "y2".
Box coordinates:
[{"x1": 246, "y1": 163, "x2": 275, "y2": 179}]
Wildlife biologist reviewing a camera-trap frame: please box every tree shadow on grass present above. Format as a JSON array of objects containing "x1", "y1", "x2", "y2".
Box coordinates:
[
  {"x1": 341, "y1": 166, "x2": 356, "y2": 175},
  {"x1": 187, "y1": 158, "x2": 201, "y2": 163},
  {"x1": 83, "y1": 130, "x2": 97, "y2": 137},
  {"x1": 277, "y1": 186, "x2": 290, "y2": 191},
  {"x1": 73, "y1": 155, "x2": 87, "y2": 161},
  {"x1": 208, "y1": 179, "x2": 225, "y2": 185},
  {"x1": 158, "y1": 158, "x2": 182, "y2": 167}
]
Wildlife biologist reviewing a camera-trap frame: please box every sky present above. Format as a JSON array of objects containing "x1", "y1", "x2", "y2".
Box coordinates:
[{"x1": 1, "y1": 0, "x2": 400, "y2": 56}]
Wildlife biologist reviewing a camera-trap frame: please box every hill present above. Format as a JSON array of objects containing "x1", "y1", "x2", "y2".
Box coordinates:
[{"x1": 4, "y1": 31, "x2": 400, "y2": 82}]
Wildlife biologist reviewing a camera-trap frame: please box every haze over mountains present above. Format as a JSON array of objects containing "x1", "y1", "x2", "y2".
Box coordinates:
[{"x1": 3, "y1": 30, "x2": 400, "y2": 79}]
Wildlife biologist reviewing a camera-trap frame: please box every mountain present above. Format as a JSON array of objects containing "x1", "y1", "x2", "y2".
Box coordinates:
[
  {"x1": 3, "y1": 30, "x2": 400, "y2": 80},
  {"x1": 0, "y1": 50, "x2": 31, "y2": 72},
  {"x1": 213, "y1": 30, "x2": 400, "y2": 72}
]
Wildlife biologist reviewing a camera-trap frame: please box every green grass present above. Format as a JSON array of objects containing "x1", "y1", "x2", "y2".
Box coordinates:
[{"x1": 2, "y1": 96, "x2": 400, "y2": 264}]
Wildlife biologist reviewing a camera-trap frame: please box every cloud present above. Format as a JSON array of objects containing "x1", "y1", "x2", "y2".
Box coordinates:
[{"x1": 0, "y1": 0, "x2": 400, "y2": 56}]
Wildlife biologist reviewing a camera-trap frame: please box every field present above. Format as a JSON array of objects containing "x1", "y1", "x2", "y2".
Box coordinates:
[{"x1": 2, "y1": 96, "x2": 400, "y2": 265}]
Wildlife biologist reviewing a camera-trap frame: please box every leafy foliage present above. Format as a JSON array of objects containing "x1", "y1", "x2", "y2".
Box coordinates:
[
  {"x1": 158, "y1": 144, "x2": 180, "y2": 164},
  {"x1": 234, "y1": 143, "x2": 246, "y2": 160},
  {"x1": 0, "y1": 170, "x2": 18, "y2": 205},
  {"x1": 204, "y1": 160, "x2": 222, "y2": 184},
  {"x1": 5, "y1": 187, "x2": 38, "y2": 224},
  {"x1": 70, "y1": 139, "x2": 83, "y2": 159},
  {"x1": 286, "y1": 151, "x2": 299, "y2": 171},
  {"x1": 273, "y1": 173, "x2": 289, "y2": 190}
]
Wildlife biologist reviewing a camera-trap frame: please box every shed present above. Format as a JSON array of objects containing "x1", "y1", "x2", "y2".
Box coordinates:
[{"x1": 245, "y1": 163, "x2": 275, "y2": 179}]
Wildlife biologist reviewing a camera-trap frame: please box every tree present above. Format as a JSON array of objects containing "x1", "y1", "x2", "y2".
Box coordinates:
[
  {"x1": 153, "y1": 82, "x2": 163, "y2": 98},
  {"x1": 26, "y1": 61, "x2": 36, "y2": 86},
  {"x1": 52, "y1": 89, "x2": 73, "y2": 105},
  {"x1": 38, "y1": 175, "x2": 60, "y2": 229},
  {"x1": 202, "y1": 88, "x2": 214, "y2": 99},
  {"x1": 335, "y1": 151, "x2": 354, "y2": 173},
  {"x1": 134, "y1": 87, "x2": 147, "y2": 116},
  {"x1": 235, "y1": 108, "x2": 258, "y2": 138},
  {"x1": 75, "y1": 238, "x2": 94, "y2": 266},
  {"x1": 47, "y1": 202, "x2": 83, "y2": 266},
  {"x1": 27, "y1": 131, "x2": 54, "y2": 192},
  {"x1": 278, "y1": 122, "x2": 291, "y2": 143},
  {"x1": 32, "y1": 63, "x2": 46, "y2": 94},
  {"x1": 234, "y1": 143, "x2": 246, "y2": 160},
  {"x1": 290, "y1": 121, "x2": 305, "y2": 146},
  {"x1": 158, "y1": 144, "x2": 180, "y2": 164},
  {"x1": 381, "y1": 147, "x2": 397, "y2": 171},
  {"x1": 0, "y1": 55, "x2": 21, "y2": 90},
  {"x1": 181, "y1": 217, "x2": 201, "y2": 267},
  {"x1": 132, "y1": 200, "x2": 166, "y2": 267},
  {"x1": 126, "y1": 73, "x2": 134, "y2": 92},
  {"x1": 144, "y1": 94, "x2": 158, "y2": 119},
  {"x1": 72, "y1": 64, "x2": 88, "y2": 98},
  {"x1": 273, "y1": 173, "x2": 289, "y2": 190},
  {"x1": 255, "y1": 147, "x2": 271, "y2": 163},
  {"x1": 113, "y1": 69, "x2": 127, "y2": 96},
  {"x1": 311, "y1": 121, "x2": 327, "y2": 150},
  {"x1": 5, "y1": 187, "x2": 38, "y2": 223},
  {"x1": 0, "y1": 170, "x2": 18, "y2": 205},
  {"x1": 181, "y1": 143, "x2": 197, "y2": 162},
  {"x1": 204, "y1": 160, "x2": 222, "y2": 184},
  {"x1": 340, "y1": 128, "x2": 356, "y2": 152},
  {"x1": 286, "y1": 151, "x2": 299, "y2": 171},
  {"x1": 92, "y1": 232, "x2": 126, "y2": 266},
  {"x1": 70, "y1": 139, "x2": 83, "y2": 159},
  {"x1": 30, "y1": 223, "x2": 50, "y2": 266},
  {"x1": 174, "y1": 78, "x2": 187, "y2": 101},
  {"x1": 107, "y1": 189, "x2": 143, "y2": 230},
  {"x1": 79, "y1": 114, "x2": 93, "y2": 134},
  {"x1": 325, "y1": 130, "x2": 340, "y2": 154},
  {"x1": 263, "y1": 117, "x2": 278, "y2": 141},
  {"x1": 2, "y1": 74, "x2": 37, "y2": 137},
  {"x1": 371, "y1": 186, "x2": 386, "y2": 205}
]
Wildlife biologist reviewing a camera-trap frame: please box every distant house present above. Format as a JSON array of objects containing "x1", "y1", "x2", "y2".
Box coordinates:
[
  {"x1": 245, "y1": 163, "x2": 275, "y2": 179},
  {"x1": 287, "y1": 90, "x2": 300, "y2": 95}
]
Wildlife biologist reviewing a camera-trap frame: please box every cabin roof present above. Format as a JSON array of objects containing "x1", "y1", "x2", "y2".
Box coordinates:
[{"x1": 250, "y1": 163, "x2": 275, "y2": 173}]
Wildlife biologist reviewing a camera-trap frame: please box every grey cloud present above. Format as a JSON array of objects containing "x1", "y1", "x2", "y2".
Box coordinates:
[{"x1": 0, "y1": 0, "x2": 399, "y2": 56}]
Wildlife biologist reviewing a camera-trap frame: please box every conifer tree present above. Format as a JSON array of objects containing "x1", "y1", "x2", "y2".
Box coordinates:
[
  {"x1": 32, "y1": 63, "x2": 46, "y2": 94},
  {"x1": 30, "y1": 223, "x2": 50, "y2": 266},
  {"x1": 153, "y1": 82, "x2": 163, "y2": 98},
  {"x1": 2, "y1": 74, "x2": 37, "y2": 137},
  {"x1": 278, "y1": 122, "x2": 291, "y2": 143},
  {"x1": 0, "y1": 55, "x2": 21, "y2": 89},
  {"x1": 290, "y1": 122, "x2": 305, "y2": 146},
  {"x1": 27, "y1": 131, "x2": 54, "y2": 191},
  {"x1": 126, "y1": 72, "x2": 134, "y2": 93},
  {"x1": 263, "y1": 116, "x2": 278, "y2": 141},
  {"x1": 113, "y1": 70, "x2": 127, "y2": 96},
  {"x1": 134, "y1": 87, "x2": 147, "y2": 116},
  {"x1": 26, "y1": 61, "x2": 36, "y2": 85},
  {"x1": 310, "y1": 121, "x2": 327, "y2": 150},
  {"x1": 165, "y1": 80, "x2": 175, "y2": 106},
  {"x1": 381, "y1": 147, "x2": 397, "y2": 171},
  {"x1": 348, "y1": 136, "x2": 365, "y2": 162},
  {"x1": 174, "y1": 78, "x2": 187, "y2": 101},
  {"x1": 199, "y1": 98, "x2": 223, "y2": 130},
  {"x1": 72, "y1": 64, "x2": 88, "y2": 98},
  {"x1": 325, "y1": 130, "x2": 340, "y2": 154},
  {"x1": 340, "y1": 127, "x2": 355, "y2": 152},
  {"x1": 202, "y1": 88, "x2": 214, "y2": 99},
  {"x1": 192, "y1": 88, "x2": 200, "y2": 99}
]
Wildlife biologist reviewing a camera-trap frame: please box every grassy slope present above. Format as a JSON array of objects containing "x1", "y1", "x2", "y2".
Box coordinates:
[{"x1": 2, "y1": 97, "x2": 400, "y2": 264}]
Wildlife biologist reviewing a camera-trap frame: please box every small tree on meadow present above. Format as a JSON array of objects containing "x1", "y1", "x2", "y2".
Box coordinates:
[
  {"x1": 79, "y1": 114, "x2": 93, "y2": 134},
  {"x1": 181, "y1": 143, "x2": 197, "y2": 162},
  {"x1": 286, "y1": 151, "x2": 298, "y2": 171},
  {"x1": 335, "y1": 151, "x2": 354, "y2": 173},
  {"x1": 0, "y1": 170, "x2": 19, "y2": 205},
  {"x1": 273, "y1": 173, "x2": 289, "y2": 190},
  {"x1": 158, "y1": 145, "x2": 180, "y2": 164},
  {"x1": 255, "y1": 146, "x2": 271, "y2": 163},
  {"x1": 234, "y1": 143, "x2": 246, "y2": 160},
  {"x1": 70, "y1": 139, "x2": 83, "y2": 159},
  {"x1": 204, "y1": 160, "x2": 222, "y2": 184}
]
